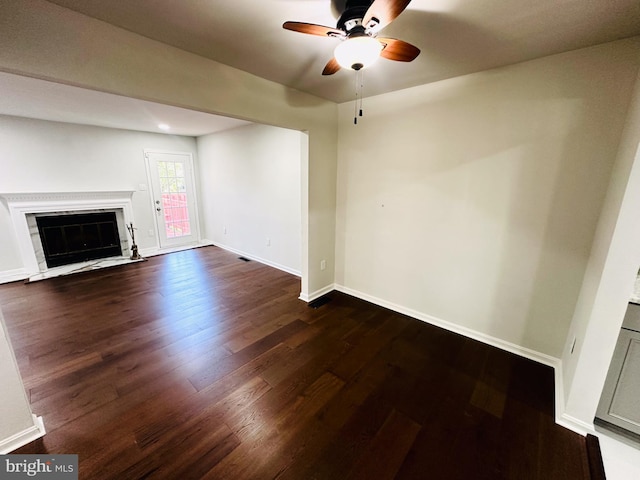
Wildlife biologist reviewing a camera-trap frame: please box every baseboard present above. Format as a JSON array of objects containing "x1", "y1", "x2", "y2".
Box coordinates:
[
  {"x1": 551, "y1": 367, "x2": 594, "y2": 436},
  {"x1": 557, "y1": 413, "x2": 595, "y2": 436},
  {"x1": 208, "y1": 242, "x2": 301, "y2": 277},
  {"x1": 0, "y1": 268, "x2": 28, "y2": 285},
  {"x1": 300, "y1": 283, "x2": 336, "y2": 303},
  {"x1": 0, "y1": 415, "x2": 45, "y2": 454},
  {"x1": 334, "y1": 284, "x2": 560, "y2": 368}
]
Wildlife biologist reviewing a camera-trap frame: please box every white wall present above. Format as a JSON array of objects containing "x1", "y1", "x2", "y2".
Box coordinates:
[
  {"x1": 0, "y1": 115, "x2": 198, "y2": 276},
  {"x1": 0, "y1": 306, "x2": 44, "y2": 453},
  {"x1": 197, "y1": 124, "x2": 302, "y2": 274},
  {"x1": 335, "y1": 38, "x2": 640, "y2": 359},
  {"x1": 561, "y1": 67, "x2": 640, "y2": 429}
]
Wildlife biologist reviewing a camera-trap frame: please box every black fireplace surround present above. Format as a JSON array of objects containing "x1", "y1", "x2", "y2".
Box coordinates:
[{"x1": 36, "y1": 212, "x2": 122, "y2": 268}]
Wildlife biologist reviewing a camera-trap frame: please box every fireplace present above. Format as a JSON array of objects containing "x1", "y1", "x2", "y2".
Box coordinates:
[
  {"x1": 36, "y1": 212, "x2": 122, "y2": 268},
  {"x1": 1, "y1": 191, "x2": 136, "y2": 278}
]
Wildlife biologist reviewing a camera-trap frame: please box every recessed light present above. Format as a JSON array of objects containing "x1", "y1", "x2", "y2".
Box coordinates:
[{"x1": 158, "y1": 123, "x2": 170, "y2": 131}]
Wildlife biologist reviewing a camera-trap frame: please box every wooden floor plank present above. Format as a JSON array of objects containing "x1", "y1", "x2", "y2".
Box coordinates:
[
  {"x1": 345, "y1": 408, "x2": 421, "y2": 480},
  {"x1": 0, "y1": 246, "x2": 596, "y2": 479}
]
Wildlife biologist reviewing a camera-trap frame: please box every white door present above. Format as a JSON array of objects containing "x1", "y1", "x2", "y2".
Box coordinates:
[{"x1": 145, "y1": 150, "x2": 199, "y2": 248}]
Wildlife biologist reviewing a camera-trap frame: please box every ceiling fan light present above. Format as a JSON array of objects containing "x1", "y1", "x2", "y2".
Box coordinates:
[{"x1": 334, "y1": 36, "x2": 383, "y2": 71}]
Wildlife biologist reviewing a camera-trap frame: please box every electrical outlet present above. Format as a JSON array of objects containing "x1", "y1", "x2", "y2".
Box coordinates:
[
  {"x1": 148, "y1": 229, "x2": 154, "y2": 237},
  {"x1": 266, "y1": 237, "x2": 271, "y2": 246},
  {"x1": 320, "y1": 259, "x2": 326, "y2": 270},
  {"x1": 223, "y1": 226, "x2": 227, "y2": 234}
]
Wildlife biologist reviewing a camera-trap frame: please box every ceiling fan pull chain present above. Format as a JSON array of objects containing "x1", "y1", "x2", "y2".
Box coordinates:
[
  {"x1": 359, "y1": 69, "x2": 364, "y2": 118},
  {"x1": 354, "y1": 69, "x2": 359, "y2": 124}
]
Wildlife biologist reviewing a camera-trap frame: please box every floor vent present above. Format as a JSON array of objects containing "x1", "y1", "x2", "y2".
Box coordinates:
[
  {"x1": 238, "y1": 256, "x2": 251, "y2": 262},
  {"x1": 309, "y1": 295, "x2": 331, "y2": 309}
]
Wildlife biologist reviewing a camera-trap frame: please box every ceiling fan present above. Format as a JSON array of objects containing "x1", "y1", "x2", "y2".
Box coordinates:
[{"x1": 283, "y1": 0, "x2": 420, "y2": 75}]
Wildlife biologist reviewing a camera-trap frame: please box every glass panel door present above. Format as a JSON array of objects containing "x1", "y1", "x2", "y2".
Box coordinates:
[{"x1": 146, "y1": 150, "x2": 198, "y2": 248}]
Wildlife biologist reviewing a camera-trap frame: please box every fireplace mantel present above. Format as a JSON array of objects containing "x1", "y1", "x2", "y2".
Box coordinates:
[
  {"x1": 1, "y1": 191, "x2": 136, "y2": 277},
  {"x1": 1, "y1": 191, "x2": 135, "y2": 204}
]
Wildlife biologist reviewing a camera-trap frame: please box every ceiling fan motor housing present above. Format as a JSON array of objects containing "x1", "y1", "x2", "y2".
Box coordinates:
[{"x1": 337, "y1": 0, "x2": 376, "y2": 32}]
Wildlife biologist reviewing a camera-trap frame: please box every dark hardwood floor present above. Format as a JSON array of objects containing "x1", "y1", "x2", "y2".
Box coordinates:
[{"x1": 0, "y1": 246, "x2": 594, "y2": 479}]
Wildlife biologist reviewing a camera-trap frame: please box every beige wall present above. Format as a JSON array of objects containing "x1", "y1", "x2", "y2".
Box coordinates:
[
  {"x1": 197, "y1": 124, "x2": 303, "y2": 274},
  {"x1": 0, "y1": 0, "x2": 338, "y2": 297},
  {"x1": 335, "y1": 38, "x2": 640, "y2": 359}
]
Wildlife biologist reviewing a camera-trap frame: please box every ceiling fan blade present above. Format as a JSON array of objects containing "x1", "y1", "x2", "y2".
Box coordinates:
[
  {"x1": 283, "y1": 21, "x2": 344, "y2": 38},
  {"x1": 322, "y1": 57, "x2": 341, "y2": 75},
  {"x1": 378, "y1": 38, "x2": 420, "y2": 62},
  {"x1": 363, "y1": 0, "x2": 412, "y2": 33}
]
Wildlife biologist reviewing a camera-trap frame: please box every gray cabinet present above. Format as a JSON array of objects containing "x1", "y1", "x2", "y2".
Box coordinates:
[{"x1": 596, "y1": 303, "x2": 640, "y2": 437}]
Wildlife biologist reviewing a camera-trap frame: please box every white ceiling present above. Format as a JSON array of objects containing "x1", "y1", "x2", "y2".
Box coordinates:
[
  {"x1": 1, "y1": 0, "x2": 639, "y2": 136},
  {"x1": 0, "y1": 72, "x2": 252, "y2": 137}
]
